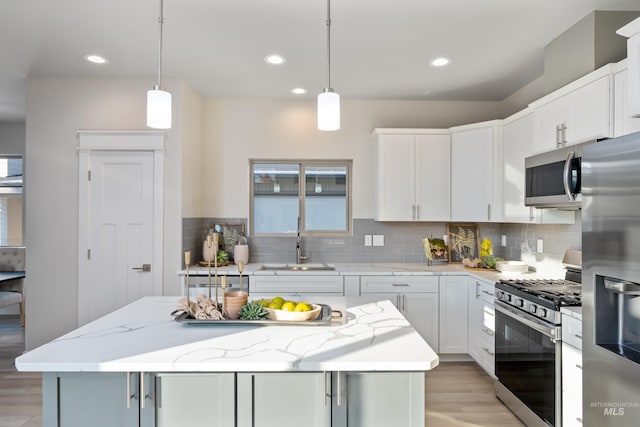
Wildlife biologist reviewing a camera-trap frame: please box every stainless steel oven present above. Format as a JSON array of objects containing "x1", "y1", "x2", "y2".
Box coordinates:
[
  {"x1": 495, "y1": 300, "x2": 561, "y2": 427},
  {"x1": 494, "y1": 272, "x2": 582, "y2": 427}
]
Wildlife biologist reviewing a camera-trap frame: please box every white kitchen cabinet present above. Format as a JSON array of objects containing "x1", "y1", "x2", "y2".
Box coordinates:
[
  {"x1": 359, "y1": 276, "x2": 439, "y2": 349},
  {"x1": 562, "y1": 313, "x2": 583, "y2": 427},
  {"x1": 438, "y1": 276, "x2": 468, "y2": 354},
  {"x1": 450, "y1": 120, "x2": 503, "y2": 222},
  {"x1": 373, "y1": 129, "x2": 450, "y2": 221},
  {"x1": 467, "y1": 278, "x2": 495, "y2": 377},
  {"x1": 614, "y1": 65, "x2": 640, "y2": 137},
  {"x1": 238, "y1": 373, "x2": 331, "y2": 427},
  {"x1": 501, "y1": 109, "x2": 575, "y2": 224},
  {"x1": 617, "y1": 17, "x2": 640, "y2": 118},
  {"x1": 249, "y1": 275, "x2": 344, "y2": 300},
  {"x1": 531, "y1": 66, "x2": 613, "y2": 154},
  {"x1": 331, "y1": 372, "x2": 424, "y2": 427}
]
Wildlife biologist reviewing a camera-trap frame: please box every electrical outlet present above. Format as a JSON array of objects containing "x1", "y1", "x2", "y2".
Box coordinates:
[
  {"x1": 501, "y1": 234, "x2": 507, "y2": 246},
  {"x1": 373, "y1": 235, "x2": 385, "y2": 246},
  {"x1": 537, "y1": 239, "x2": 544, "y2": 253},
  {"x1": 364, "y1": 235, "x2": 372, "y2": 246}
]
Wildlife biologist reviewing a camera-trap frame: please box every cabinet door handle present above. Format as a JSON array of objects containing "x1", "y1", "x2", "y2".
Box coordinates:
[
  {"x1": 576, "y1": 364, "x2": 583, "y2": 370},
  {"x1": 402, "y1": 294, "x2": 406, "y2": 312},
  {"x1": 530, "y1": 207, "x2": 535, "y2": 221},
  {"x1": 556, "y1": 124, "x2": 562, "y2": 147},
  {"x1": 140, "y1": 371, "x2": 145, "y2": 409},
  {"x1": 126, "y1": 372, "x2": 132, "y2": 409},
  {"x1": 324, "y1": 372, "x2": 329, "y2": 406},
  {"x1": 482, "y1": 290, "x2": 494, "y2": 297},
  {"x1": 482, "y1": 326, "x2": 494, "y2": 336},
  {"x1": 574, "y1": 333, "x2": 582, "y2": 339},
  {"x1": 487, "y1": 204, "x2": 491, "y2": 221},
  {"x1": 392, "y1": 283, "x2": 410, "y2": 287},
  {"x1": 561, "y1": 123, "x2": 567, "y2": 145},
  {"x1": 482, "y1": 347, "x2": 494, "y2": 356},
  {"x1": 337, "y1": 372, "x2": 342, "y2": 406},
  {"x1": 475, "y1": 282, "x2": 481, "y2": 299}
]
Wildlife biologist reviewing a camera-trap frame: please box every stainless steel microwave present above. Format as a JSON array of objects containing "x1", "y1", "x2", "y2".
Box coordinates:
[{"x1": 525, "y1": 140, "x2": 599, "y2": 209}]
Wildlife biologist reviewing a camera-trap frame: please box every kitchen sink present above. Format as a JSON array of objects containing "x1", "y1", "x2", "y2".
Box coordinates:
[{"x1": 260, "y1": 263, "x2": 336, "y2": 271}]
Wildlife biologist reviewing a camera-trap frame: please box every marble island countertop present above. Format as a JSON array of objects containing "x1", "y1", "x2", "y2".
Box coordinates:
[{"x1": 16, "y1": 296, "x2": 439, "y2": 373}]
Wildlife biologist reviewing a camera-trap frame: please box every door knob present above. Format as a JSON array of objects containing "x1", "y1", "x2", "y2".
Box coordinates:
[{"x1": 132, "y1": 264, "x2": 151, "y2": 272}]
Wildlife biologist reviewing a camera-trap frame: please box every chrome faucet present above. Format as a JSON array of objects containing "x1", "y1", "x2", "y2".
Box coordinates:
[{"x1": 296, "y1": 217, "x2": 307, "y2": 264}]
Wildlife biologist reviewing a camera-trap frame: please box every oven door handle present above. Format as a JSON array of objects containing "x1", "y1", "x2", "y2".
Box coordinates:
[
  {"x1": 563, "y1": 150, "x2": 576, "y2": 201},
  {"x1": 495, "y1": 300, "x2": 561, "y2": 343}
]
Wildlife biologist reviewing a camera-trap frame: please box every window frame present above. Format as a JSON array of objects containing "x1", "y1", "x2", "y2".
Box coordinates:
[{"x1": 249, "y1": 159, "x2": 352, "y2": 237}]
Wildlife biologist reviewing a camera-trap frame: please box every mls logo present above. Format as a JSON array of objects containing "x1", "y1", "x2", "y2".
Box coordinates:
[{"x1": 604, "y1": 407, "x2": 625, "y2": 416}]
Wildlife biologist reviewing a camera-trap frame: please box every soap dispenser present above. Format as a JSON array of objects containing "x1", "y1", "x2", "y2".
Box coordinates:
[{"x1": 234, "y1": 234, "x2": 249, "y2": 264}]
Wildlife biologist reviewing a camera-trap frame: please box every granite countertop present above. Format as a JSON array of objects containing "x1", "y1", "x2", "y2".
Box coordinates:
[{"x1": 15, "y1": 296, "x2": 439, "y2": 373}]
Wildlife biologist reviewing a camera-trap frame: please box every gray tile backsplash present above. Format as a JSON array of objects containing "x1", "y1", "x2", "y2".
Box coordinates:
[{"x1": 183, "y1": 215, "x2": 581, "y2": 272}]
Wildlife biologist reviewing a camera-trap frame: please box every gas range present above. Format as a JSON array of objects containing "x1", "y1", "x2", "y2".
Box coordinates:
[{"x1": 495, "y1": 278, "x2": 582, "y2": 325}]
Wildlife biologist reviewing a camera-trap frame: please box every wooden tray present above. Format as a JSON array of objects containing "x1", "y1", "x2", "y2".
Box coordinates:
[{"x1": 174, "y1": 304, "x2": 343, "y2": 326}]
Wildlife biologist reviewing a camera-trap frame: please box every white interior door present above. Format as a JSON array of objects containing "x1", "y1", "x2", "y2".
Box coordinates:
[{"x1": 78, "y1": 131, "x2": 164, "y2": 325}]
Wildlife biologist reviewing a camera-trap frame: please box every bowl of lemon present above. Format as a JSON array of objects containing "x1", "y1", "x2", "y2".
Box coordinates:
[{"x1": 258, "y1": 296, "x2": 322, "y2": 322}]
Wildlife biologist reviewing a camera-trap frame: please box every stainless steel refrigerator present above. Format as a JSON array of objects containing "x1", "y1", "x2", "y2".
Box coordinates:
[{"x1": 582, "y1": 132, "x2": 640, "y2": 427}]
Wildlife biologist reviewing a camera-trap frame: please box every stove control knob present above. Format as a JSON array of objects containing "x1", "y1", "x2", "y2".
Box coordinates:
[
  {"x1": 506, "y1": 294, "x2": 512, "y2": 302},
  {"x1": 516, "y1": 298, "x2": 524, "y2": 308},
  {"x1": 539, "y1": 308, "x2": 547, "y2": 318},
  {"x1": 497, "y1": 291, "x2": 505, "y2": 301},
  {"x1": 529, "y1": 304, "x2": 537, "y2": 314}
]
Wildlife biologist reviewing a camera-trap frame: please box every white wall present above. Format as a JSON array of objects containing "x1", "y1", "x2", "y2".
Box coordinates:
[
  {"x1": 181, "y1": 82, "x2": 204, "y2": 218},
  {"x1": 24, "y1": 77, "x2": 188, "y2": 350},
  {"x1": 201, "y1": 97, "x2": 505, "y2": 219},
  {"x1": 0, "y1": 123, "x2": 26, "y2": 155}
]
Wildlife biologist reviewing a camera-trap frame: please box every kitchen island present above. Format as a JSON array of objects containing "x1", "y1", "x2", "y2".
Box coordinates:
[{"x1": 16, "y1": 296, "x2": 438, "y2": 427}]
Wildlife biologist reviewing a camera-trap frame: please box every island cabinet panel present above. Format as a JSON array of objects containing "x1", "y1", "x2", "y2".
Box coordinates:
[
  {"x1": 331, "y1": 372, "x2": 425, "y2": 427},
  {"x1": 359, "y1": 276, "x2": 439, "y2": 350},
  {"x1": 250, "y1": 275, "x2": 344, "y2": 300},
  {"x1": 237, "y1": 373, "x2": 331, "y2": 427},
  {"x1": 151, "y1": 373, "x2": 235, "y2": 427},
  {"x1": 45, "y1": 372, "x2": 140, "y2": 427}
]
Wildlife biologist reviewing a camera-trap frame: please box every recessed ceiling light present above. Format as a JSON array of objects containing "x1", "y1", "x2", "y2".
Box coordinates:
[
  {"x1": 264, "y1": 54, "x2": 286, "y2": 65},
  {"x1": 430, "y1": 57, "x2": 451, "y2": 67},
  {"x1": 84, "y1": 54, "x2": 109, "y2": 64},
  {"x1": 292, "y1": 88, "x2": 307, "y2": 95}
]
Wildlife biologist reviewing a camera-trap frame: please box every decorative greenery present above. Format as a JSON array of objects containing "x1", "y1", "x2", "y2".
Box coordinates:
[{"x1": 239, "y1": 301, "x2": 268, "y2": 320}]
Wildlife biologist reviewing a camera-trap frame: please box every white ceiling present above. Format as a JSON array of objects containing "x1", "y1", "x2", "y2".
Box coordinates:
[{"x1": 1, "y1": 0, "x2": 640, "y2": 123}]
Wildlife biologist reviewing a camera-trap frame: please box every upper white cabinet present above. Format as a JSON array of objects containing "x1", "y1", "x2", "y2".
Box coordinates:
[
  {"x1": 617, "y1": 17, "x2": 640, "y2": 118},
  {"x1": 373, "y1": 129, "x2": 450, "y2": 221},
  {"x1": 502, "y1": 109, "x2": 575, "y2": 224},
  {"x1": 450, "y1": 121, "x2": 502, "y2": 222},
  {"x1": 530, "y1": 65, "x2": 614, "y2": 154},
  {"x1": 614, "y1": 63, "x2": 640, "y2": 137}
]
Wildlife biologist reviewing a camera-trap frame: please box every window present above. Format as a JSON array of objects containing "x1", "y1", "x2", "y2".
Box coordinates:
[
  {"x1": 0, "y1": 156, "x2": 23, "y2": 246},
  {"x1": 250, "y1": 160, "x2": 352, "y2": 235}
]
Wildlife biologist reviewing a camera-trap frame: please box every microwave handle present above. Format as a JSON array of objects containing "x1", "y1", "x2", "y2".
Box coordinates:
[{"x1": 563, "y1": 151, "x2": 576, "y2": 201}]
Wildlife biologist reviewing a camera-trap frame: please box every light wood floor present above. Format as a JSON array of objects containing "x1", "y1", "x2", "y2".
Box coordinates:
[{"x1": 0, "y1": 315, "x2": 523, "y2": 427}]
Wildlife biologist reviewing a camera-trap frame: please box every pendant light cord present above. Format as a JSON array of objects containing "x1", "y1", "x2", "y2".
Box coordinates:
[
  {"x1": 326, "y1": 0, "x2": 331, "y2": 90},
  {"x1": 155, "y1": 0, "x2": 165, "y2": 90}
]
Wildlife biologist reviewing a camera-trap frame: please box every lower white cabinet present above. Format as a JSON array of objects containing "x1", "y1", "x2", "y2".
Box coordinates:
[
  {"x1": 249, "y1": 275, "x2": 344, "y2": 300},
  {"x1": 45, "y1": 371, "x2": 424, "y2": 427},
  {"x1": 359, "y1": 276, "x2": 439, "y2": 350},
  {"x1": 438, "y1": 276, "x2": 469, "y2": 353},
  {"x1": 467, "y1": 278, "x2": 495, "y2": 377},
  {"x1": 331, "y1": 372, "x2": 425, "y2": 427},
  {"x1": 237, "y1": 372, "x2": 331, "y2": 427},
  {"x1": 562, "y1": 313, "x2": 583, "y2": 427}
]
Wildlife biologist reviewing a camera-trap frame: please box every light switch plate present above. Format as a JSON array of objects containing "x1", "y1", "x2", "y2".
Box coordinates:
[
  {"x1": 501, "y1": 235, "x2": 507, "y2": 246},
  {"x1": 364, "y1": 235, "x2": 372, "y2": 246},
  {"x1": 373, "y1": 235, "x2": 384, "y2": 246},
  {"x1": 537, "y1": 239, "x2": 544, "y2": 253}
]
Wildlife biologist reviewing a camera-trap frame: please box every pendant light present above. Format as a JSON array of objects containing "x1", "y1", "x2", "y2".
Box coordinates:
[
  {"x1": 147, "y1": 0, "x2": 172, "y2": 129},
  {"x1": 317, "y1": 0, "x2": 340, "y2": 131}
]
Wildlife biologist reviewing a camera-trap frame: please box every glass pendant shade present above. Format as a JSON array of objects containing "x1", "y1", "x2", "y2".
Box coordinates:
[
  {"x1": 146, "y1": 88, "x2": 172, "y2": 129},
  {"x1": 317, "y1": 89, "x2": 340, "y2": 131}
]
